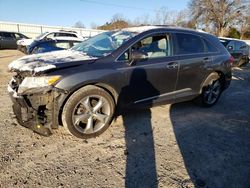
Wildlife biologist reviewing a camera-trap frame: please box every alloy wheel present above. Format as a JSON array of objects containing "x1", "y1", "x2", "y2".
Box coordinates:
[
  {"x1": 203, "y1": 80, "x2": 221, "y2": 105},
  {"x1": 72, "y1": 95, "x2": 111, "y2": 134}
]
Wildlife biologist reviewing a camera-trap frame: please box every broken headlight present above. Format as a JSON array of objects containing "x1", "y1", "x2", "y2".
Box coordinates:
[{"x1": 18, "y1": 76, "x2": 61, "y2": 94}]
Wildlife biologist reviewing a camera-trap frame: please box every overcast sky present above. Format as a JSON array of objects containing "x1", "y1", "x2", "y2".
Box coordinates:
[{"x1": 0, "y1": 0, "x2": 189, "y2": 28}]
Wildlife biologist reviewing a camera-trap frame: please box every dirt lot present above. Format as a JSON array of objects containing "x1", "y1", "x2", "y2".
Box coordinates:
[{"x1": 0, "y1": 50, "x2": 250, "y2": 188}]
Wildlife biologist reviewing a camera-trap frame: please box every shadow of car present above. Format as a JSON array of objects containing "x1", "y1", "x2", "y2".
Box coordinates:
[{"x1": 170, "y1": 64, "x2": 250, "y2": 187}]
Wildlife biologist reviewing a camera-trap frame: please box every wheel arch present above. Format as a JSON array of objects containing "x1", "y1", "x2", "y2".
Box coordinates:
[
  {"x1": 57, "y1": 82, "x2": 118, "y2": 126},
  {"x1": 200, "y1": 71, "x2": 226, "y2": 93}
]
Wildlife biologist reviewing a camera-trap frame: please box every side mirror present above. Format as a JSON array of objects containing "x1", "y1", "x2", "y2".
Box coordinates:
[
  {"x1": 227, "y1": 45, "x2": 233, "y2": 50},
  {"x1": 129, "y1": 50, "x2": 147, "y2": 65}
]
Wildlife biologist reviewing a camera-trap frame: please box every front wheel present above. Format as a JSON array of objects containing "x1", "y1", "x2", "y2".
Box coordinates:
[
  {"x1": 62, "y1": 85, "x2": 115, "y2": 139},
  {"x1": 196, "y1": 78, "x2": 222, "y2": 107}
]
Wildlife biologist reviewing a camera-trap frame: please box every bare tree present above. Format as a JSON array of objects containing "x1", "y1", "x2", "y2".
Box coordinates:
[
  {"x1": 153, "y1": 7, "x2": 173, "y2": 25},
  {"x1": 239, "y1": 16, "x2": 250, "y2": 39},
  {"x1": 237, "y1": 2, "x2": 250, "y2": 39},
  {"x1": 152, "y1": 7, "x2": 190, "y2": 27},
  {"x1": 174, "y1": 9, "x2": 190, "y2": 27},
  {"x1": 73, "y1": 21, "x2": 85, "y2": 28},
  {"x1": 189, "y1": 0, "x2": 247, "y2": 36},
  {"x1": 133, "y1": 13, "x2": 151, "y2": 26}
]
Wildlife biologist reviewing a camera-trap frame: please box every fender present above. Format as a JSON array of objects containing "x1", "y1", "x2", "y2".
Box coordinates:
[
  {"x1": 54, "y1": 68, "x2": 123, "y2": 109},
  {"x1": 55, "y1": 69, "x2": 123, "y2": 93}
]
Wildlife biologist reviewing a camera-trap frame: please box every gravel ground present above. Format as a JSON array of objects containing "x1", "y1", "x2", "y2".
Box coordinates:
[{"x1": 0, "y1": 50, "x2": 249, "y2": 188}]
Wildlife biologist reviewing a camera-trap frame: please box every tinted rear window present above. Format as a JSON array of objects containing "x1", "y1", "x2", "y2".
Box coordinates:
[{"x1": 175, "y1": 33, "x2": 205, "y2": 55}]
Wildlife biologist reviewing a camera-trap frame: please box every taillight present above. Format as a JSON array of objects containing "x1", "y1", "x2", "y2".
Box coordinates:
[{"x1": 229, "y1": 56, "x2": 234, "y2": 66}]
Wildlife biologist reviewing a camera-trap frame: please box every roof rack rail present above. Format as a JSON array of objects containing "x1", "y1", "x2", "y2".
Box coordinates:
[
  {"x1": 153, "y1": 24, "x2": 177, "y2": 27},
  {"x1": 59, "y1": 29, "x2": 77, "y2": 33},
  {"x1": 134, "y1": 24, "x2": 176, "y2": 27}
]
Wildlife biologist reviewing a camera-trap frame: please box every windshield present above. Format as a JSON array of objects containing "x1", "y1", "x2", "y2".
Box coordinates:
[
  {"x1": 36, "y1": 32, "x2": 49, "y2": 40},
  {"x1": 71, "y1": 31, "x2": 136, "y2": 57}
]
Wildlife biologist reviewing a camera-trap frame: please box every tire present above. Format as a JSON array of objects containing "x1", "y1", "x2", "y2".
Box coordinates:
[
  {"x1": 62, "y1": 85, "x2": 115, "y2": 139},
  {"x1": 195, "y1": 75, "x2": 222, "y2": 107}
]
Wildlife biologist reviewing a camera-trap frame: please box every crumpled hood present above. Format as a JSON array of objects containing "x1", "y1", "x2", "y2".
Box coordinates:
[
  {"x1": 17, "y1": 39, "x2": 34, "y2": 46},
  {"x1": 8, "y1": 50, "x2": 97, "y2": 73}
]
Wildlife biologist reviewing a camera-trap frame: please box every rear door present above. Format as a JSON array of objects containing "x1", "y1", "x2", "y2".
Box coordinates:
[
  {"x1": 117, "y1": 32, "x2": 178, "y2": 106},
  {"x1": 173, "y1": 32, "x2": 210, "y2": 99}
]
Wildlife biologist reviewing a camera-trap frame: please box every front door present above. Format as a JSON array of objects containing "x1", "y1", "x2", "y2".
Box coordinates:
[{"x1": 117, "y1": 33, "x2": 178, "y2": 106}]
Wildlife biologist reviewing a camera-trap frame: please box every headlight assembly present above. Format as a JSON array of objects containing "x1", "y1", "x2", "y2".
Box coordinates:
[{"x1": 18, "y1": 75, "x2": 61, "y2": 94}]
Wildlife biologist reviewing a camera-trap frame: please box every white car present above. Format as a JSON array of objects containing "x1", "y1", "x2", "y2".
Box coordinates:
[{"x1": 17, "y1": 31, "x2": 85, "y2": 53}]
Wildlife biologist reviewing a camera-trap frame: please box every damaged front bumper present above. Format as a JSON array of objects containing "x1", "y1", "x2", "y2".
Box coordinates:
[{"x1": 8, "y1": 78, "x2": 66, "y2": 136}]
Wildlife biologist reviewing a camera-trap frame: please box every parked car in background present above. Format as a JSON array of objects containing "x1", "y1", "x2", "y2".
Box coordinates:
[
  {"x1": 0, "y1": 31, "x2": 29, "y2": 49},
  {"x1": 27, "y1": 38, "x2": 82, "y2": 54},
  {"x1": 219, "y1": 37, "x2": 249, "y2": 66},
  {"x1": 8, "y1": 26, "x2": 232, "y2": 139},
  {"x1": 17, "y1": 30, "x2": 85, "y2": 53}
]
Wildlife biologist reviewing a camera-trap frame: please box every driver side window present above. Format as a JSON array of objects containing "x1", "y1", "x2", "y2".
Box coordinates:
[{"x1": 118, "y1": 34, "x2": 171, "y2": 61}]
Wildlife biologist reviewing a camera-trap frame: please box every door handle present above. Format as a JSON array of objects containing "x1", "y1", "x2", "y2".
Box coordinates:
[
  {"x1": 203, "y1": 57, "x2": 212, "y2": 63},
  {"x1": 166, "y1": 62, "x2": 179, "y2": 69}
]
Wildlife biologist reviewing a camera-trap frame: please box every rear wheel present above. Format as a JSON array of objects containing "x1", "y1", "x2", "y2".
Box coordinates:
[
  {"x1": 62, "y1": 85, "x2": 115, "y2": 139},
  {"x1": 196, "y1": 77, "x2": 222, "y2": 107}
]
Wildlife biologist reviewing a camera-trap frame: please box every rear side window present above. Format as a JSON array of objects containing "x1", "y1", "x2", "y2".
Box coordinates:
[
  {"x1": 203, "y1": 39, "x2": 218, "y2": 53},
  {"x1": 56, "y1": 33, "x2": 77, "y2": 37},
  {"x1": 69, "y1": 34, "x2": 77, "y2": 37},
  {"x1": 175, "y1": 33, "x2": 205, "y2": 55}
]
